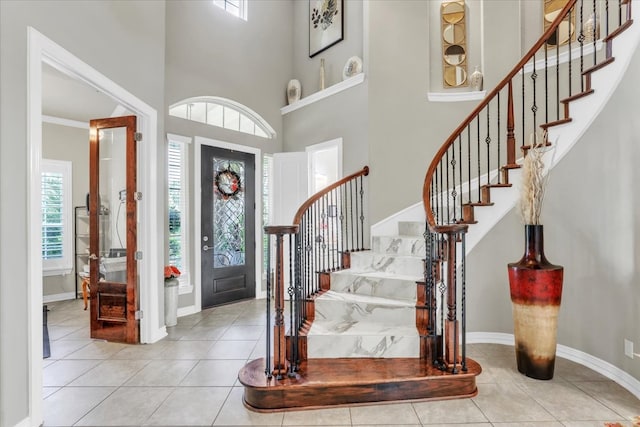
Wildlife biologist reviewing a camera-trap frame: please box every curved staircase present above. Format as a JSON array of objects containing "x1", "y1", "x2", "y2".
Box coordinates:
[{"x1": 240, "y1": 0, "x2": 637, "y2": 412}]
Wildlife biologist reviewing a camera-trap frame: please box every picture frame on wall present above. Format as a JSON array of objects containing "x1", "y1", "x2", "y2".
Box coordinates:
[{"x1": 309, "y1": 0, "x2": 344, "y2": 58}]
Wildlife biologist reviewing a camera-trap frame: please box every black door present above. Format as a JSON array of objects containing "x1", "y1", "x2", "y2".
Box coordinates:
[{"x1": 201, "y1": 145, "x2": 256, "y2": 308}]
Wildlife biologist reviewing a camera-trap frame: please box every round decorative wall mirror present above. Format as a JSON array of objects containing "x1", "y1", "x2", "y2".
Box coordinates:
[
  {"x1": 443, "y1": 23, "x2": 465, "y2": 45},
  {"x1": 444, "y1": 65, "x2": 467, "y2": 87},
  {"x1": 444, "y1": 44, "x2": 466, "y2": 66},
  {"x1": 442, "y1": 1, "x2": 464, "y2": 24}
]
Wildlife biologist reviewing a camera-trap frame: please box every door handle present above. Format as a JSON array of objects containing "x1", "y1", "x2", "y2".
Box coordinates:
[
  {"x1": 89, "y1": 253, "x2": 98, "y2": 260},
  {"x1": 202, "y1": 245, "x2": 209, "y2": 251}
]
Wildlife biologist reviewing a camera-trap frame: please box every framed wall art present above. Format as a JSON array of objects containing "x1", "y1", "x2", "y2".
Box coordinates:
[{"x1": 309, "y1": 0, "x2": 344, "y2": 58}]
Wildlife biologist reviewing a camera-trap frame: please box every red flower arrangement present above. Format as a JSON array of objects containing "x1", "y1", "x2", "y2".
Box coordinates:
[{"x1": 164, "y1": 265, "x2": 181, "y2": 280}]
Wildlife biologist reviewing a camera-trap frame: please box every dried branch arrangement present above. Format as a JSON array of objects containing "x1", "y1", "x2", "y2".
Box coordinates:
[{"x1": 519, "y1": 131, "x2": 550, "y2": 225}]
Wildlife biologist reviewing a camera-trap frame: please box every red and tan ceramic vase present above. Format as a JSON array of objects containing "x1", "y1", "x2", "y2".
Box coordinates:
[{"x1": 508, "y1": 224, "x2": 563, "y2": 380}]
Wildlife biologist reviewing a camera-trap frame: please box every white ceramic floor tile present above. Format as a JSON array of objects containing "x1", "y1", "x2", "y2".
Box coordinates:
[
  {"x1": 144, "y1": 386, "x2": 232, "y2": 426},
  {"x1": 472, "y1": 383, "x2": 555, "y2": 422},
  {"x1": 180, "y1": 359, "x2": 247, "y2": 386},
  {"x1": 213, "y1": 386, "x2": 284, "y2": 426},
  {"x1": 413, "y1": 398, "x2": 488, "y2": 424},
  {"x1": 75, "y1": 386, "x2": 172, "y2": 426},
  {"x1": 349, "y1": 402, "x2": 420, "y2": 425},
  {"x1": 43, "y1": 386, "x2": 115, "y2": 426},
  {"x1": 68, "y1": 359, "x2": 151, "y2": 386},
  {"x1": 204, "y1": 340, "x2": 257, "y2": 359},
  {"x1": 43, "y1": 359, "x2": 102, "y2": 386},
  {"x1": 283, "y1": 407, "x2": 352, "y2": 425},
  {"x1": 123, "y1": 359, "x2": 198, "y2": 386}
]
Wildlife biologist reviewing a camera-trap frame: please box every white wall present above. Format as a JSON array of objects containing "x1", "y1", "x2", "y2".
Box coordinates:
[{"x1": 0, "y1": 1, "x2": 165, "y2": 425}]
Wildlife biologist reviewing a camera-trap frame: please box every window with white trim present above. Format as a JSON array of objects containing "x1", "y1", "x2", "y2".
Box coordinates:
[
  {"x1": 169, "y1": 97, "x2": 275, "y2": 139},
  {"x1": 168, "y1": 135, "x2": 191, "y2": 291},
  {"x1": 213, "y1": 0, "x2": 247, "y2": 20},
  {"x1": 42, "y1": 159, "x2": 73, "y2": 276},
  {"x1": 262, "y1": 155, "x2": 273, "y2": 274}
]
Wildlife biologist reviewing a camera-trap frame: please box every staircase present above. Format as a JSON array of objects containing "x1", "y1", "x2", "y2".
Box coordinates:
[
  {"x1": 307, "y1": 221, "x2": 424, "y2": 359},
  {"x1": 240, "y1": 0, "x2": 637, "y2": 412}
]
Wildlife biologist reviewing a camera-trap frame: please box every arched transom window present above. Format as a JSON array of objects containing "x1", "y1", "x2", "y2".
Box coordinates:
[{"x1": 169, "y1": 96, "x2": 275, "y2": 139}]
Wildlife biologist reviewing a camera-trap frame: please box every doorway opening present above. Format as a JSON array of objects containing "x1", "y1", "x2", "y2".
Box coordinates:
[{"x1": 28, "y1": 27, "x2": 161, "y2": 426}]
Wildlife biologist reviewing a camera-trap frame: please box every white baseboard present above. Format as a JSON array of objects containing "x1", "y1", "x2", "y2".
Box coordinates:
[
  {"x1": 42, "y1": 292, "x2": 76, "y2": 303},
  {"x1": 13, "y1": 416, "x2": 32, "y2": 427},
  {"x1": 145, "y1": 326, "x2": 167, "y2": 344},
  {"x1": 468, "y1": 332, "x2": 640, "y2": 400},
  {"x1": 177, "y1": 305, "x2": 199, "y2": 318}
]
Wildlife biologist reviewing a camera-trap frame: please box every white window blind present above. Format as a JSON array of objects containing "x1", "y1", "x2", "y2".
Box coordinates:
[
  {"x1": 168, "y1": 136, "x2": 191, "y2": 290},
  {"x1": 41, "y1": 159, "x2": 73, "y2": 275}
]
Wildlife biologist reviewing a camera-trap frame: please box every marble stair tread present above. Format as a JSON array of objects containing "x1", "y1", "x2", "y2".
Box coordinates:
[
  {"x1": 308, "y1": 318, "x2": 418, "y2": 336},
  {"x1": 330, "y1": 270, "x2": 419, "y2": 302},
  {"x1": 315, "y1": 290, "x2": 415, "y2": 307},
  {"x1": 314, "y1": 290, "x2": 415, "y2": 325},
  {"x1": 372, "y1": 235, "x2": 426, "y2": 257},
  {"x1": 349, "y1": 252, "x2": 424, "y2": 277}
]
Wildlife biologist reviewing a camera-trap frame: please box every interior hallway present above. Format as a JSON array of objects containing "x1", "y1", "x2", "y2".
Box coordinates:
[{"x1": 42, "y1": 298, "x2": 639, "y2": 426}]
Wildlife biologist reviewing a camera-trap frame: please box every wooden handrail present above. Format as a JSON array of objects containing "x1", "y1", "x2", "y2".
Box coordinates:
[
  {"x1": 423, "y1": 0, "x2": 578, "y2": 230},
  {"x1": 293, "y1": 165, "x2": 369, "y2": 225}
]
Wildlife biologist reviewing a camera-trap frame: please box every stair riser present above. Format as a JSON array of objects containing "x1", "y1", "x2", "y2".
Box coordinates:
[
  {"x1": 330, "y1": 272, "x2": 417, "y2": 302},
  {"x1": 349, "y1": 253, "x2": 424, "y2": 276},
  {"x1": 308, "y1": 334, "x2": 420, "y2": 358},
  {"x1": 314, "y1": 300, "x2": 415, "y2": 326},
  {"x1": 372, "y1": 235, "x2": 425, "y2": 257}
]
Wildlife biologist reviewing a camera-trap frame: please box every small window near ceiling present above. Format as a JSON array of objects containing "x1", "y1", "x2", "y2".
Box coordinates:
[
  {"x1": 213, "y1": 0, "x2": 248, "y2": 20},
  {"x1": 42, "y1": 159, "x2": 73, "y2": 276},
  {"x1": 169, "y1": 96, "x2": 276, "y2": 140},
  {"x1": 168, "y1": 135, "x2": 191, "y2": 292}
]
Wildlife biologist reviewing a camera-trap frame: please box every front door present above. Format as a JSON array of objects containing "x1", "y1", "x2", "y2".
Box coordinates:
[
  {"x1": 201, "y1": 145, "x2": 255, "y2": 308},
  {"x1": 89, "y1": 116, "x2": 139, "y2": 343}
]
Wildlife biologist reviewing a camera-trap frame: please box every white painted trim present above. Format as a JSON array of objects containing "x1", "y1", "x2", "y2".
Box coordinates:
[
  {"x1": 177, "y1": 304, "x2": 199, "y2": 318},
  {"x1": 427, "y1": 90, "x2": 487, "y2": 103},
  {"x1": 194, "y1": 137, "x2": 262, "y2": 314},
  {"x1": 167, "y1": 133, "x2": 193, "y2": 145},
  {"x1": 42, "y1": 115, "x2": 88, "y2": 129},
  {"x1": 178, "y1": 284, "x2": 194, "y2": 295},
  {"x1": 28, "y1": 27, "x2": 163, "y2": 427},
  {"x1": 522, "y1": 40, "x2": 604, "y2": 74},
  {"x1": 467, "y1": 332, "x2": 640, "y2": 399},
  {"x1": 14, "y1": 417, "x2": 30, "y2": 427},
  {"x1": 43, "y1": 292, "x2": 76, "y2": 303},
  {"x1": 305, "y1": 137, "x2": 344, "y2": 194},
  {"x1": 281, "y1": 73, "x2": 366, "y2": 115},
  {"x1": 169, "y1": 96, "x2": 276, "y2": 139}
]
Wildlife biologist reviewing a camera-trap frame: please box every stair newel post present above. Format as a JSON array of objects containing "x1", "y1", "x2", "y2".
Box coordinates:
[
  {"x1": 442, "y1": 224, "x2": 468, "y2": 372},
  {"x1": 287, "y1": 233, "x2": 296, "y2": 376},
  {"x1": 264, "y1": 225, "x2": 298, "y2": 379},
  {"x1": 265, "y1": 228, "x2": 272, "y2": 379}
]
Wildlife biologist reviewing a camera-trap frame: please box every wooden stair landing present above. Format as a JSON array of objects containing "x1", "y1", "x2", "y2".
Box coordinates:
[{"x1": 239, "y1": 357, "x2": 481, "y2": 412}]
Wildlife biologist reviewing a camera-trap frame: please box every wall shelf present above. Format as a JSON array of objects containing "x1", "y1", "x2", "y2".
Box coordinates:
[
  {"x1": 427, "y1": 90, "x2": 486, "y2": 103},
  {"x1": 281, "y1": 73, "x2": 366, "y2": 115}
]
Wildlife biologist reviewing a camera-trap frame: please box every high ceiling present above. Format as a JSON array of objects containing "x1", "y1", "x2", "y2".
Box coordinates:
[{"x1": 42, "y1": 63, "x2": 125, "y2": 124}]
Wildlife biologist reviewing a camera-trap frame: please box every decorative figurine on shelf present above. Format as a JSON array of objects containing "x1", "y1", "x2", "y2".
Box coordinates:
[{"x1": 287, "y1": 79, "x2": 301, "y2": 105}]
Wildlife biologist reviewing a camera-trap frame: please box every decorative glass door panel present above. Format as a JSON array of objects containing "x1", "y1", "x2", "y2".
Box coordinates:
[
  {"x1": 201, "y1": 145, "x2": 255, "y2": 308},
  {"x1": 89, "y1": 116, "x2": 138, "y2": 343}
]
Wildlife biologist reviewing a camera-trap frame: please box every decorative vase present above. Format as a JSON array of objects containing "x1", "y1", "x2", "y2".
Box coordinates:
[
  {"x1": 508, "y1": 224, "x2": 563, "y2": 380},
  {"x1": 164, "y1": 277, "x2": 179, "y2": 327},
  {"x1": 286, "y1": 79, "x2": 301, "y2": 105},
  {"x1": 319, "y1": 58, "x2": 326, "y2": 91},
  {"x1": 469, "y1": 66, "x2": 483, "y2": 91}
]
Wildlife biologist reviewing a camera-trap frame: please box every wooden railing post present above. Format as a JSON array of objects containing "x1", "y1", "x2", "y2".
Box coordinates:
[{"x1": 264, "y1": 225, "x2": 298, "y2": 378}]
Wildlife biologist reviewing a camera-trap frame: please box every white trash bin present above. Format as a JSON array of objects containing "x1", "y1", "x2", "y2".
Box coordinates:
[{"x1": 164, "y1": 278, "x2": 179, "y2": 327}]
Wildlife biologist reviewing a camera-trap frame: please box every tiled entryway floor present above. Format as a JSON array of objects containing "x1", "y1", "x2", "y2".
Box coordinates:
[{"x1": 43, "y1": 298, "x2": 639, "y2": 426}]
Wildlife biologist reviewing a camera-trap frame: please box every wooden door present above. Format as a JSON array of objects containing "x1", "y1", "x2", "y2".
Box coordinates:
[
  {"x1": 201, "y1": 145, "x2": 255, "y2": 308},
  {"x1": 89, "y1": 116, "x2": 138, "y2": 343}
]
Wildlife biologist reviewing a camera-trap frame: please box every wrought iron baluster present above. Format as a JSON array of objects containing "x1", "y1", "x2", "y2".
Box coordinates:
[
  {"x1": 457, "y1": 134, "x2": 463, "y2": 219},
  {"x1": 486, "y1": 104, "x2": 491, "y2": 187},
  {"x1": 288, "y1": 233, "x2": 295, "y2": 376},
  {"x1": 531, "y1": 52, "x2": 538, "y2": 136},
  {"x1": 568, "y1": 6, "x2": 573, "y2": 97},
  {"x1": 476, "y1": 117, "x2": 481, "y2": 203},
  {"x1": 359, "y1": 175, "x2": 365, "y2": 250},
  {"x1": 544, "y1": 36, "x2": 550, "y2": 122},
  {"x1": 461, "y1": 230, "x2": 467, "y2": 372},
  {"x1": 579, "y1": 0, "x2": 585, "y2": 93},
  {"x1": 593, "y1": 0, "x2": 598, "y2": 67},
  {"x1": 497, "y1": 92, "x2": 502, "y2": 184},
  {"x1": 349, "y1": 180, "x2": 355, "y2": 251},
  {"x1": 445, "y1": 150, "x2": 450, "y2": 224},
  {"x1": 467, "y1": 124, "x2": 471, "y2": 203},
  {"x1": 556, "y1": 40, "x2": 560, "y2": 121}
]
